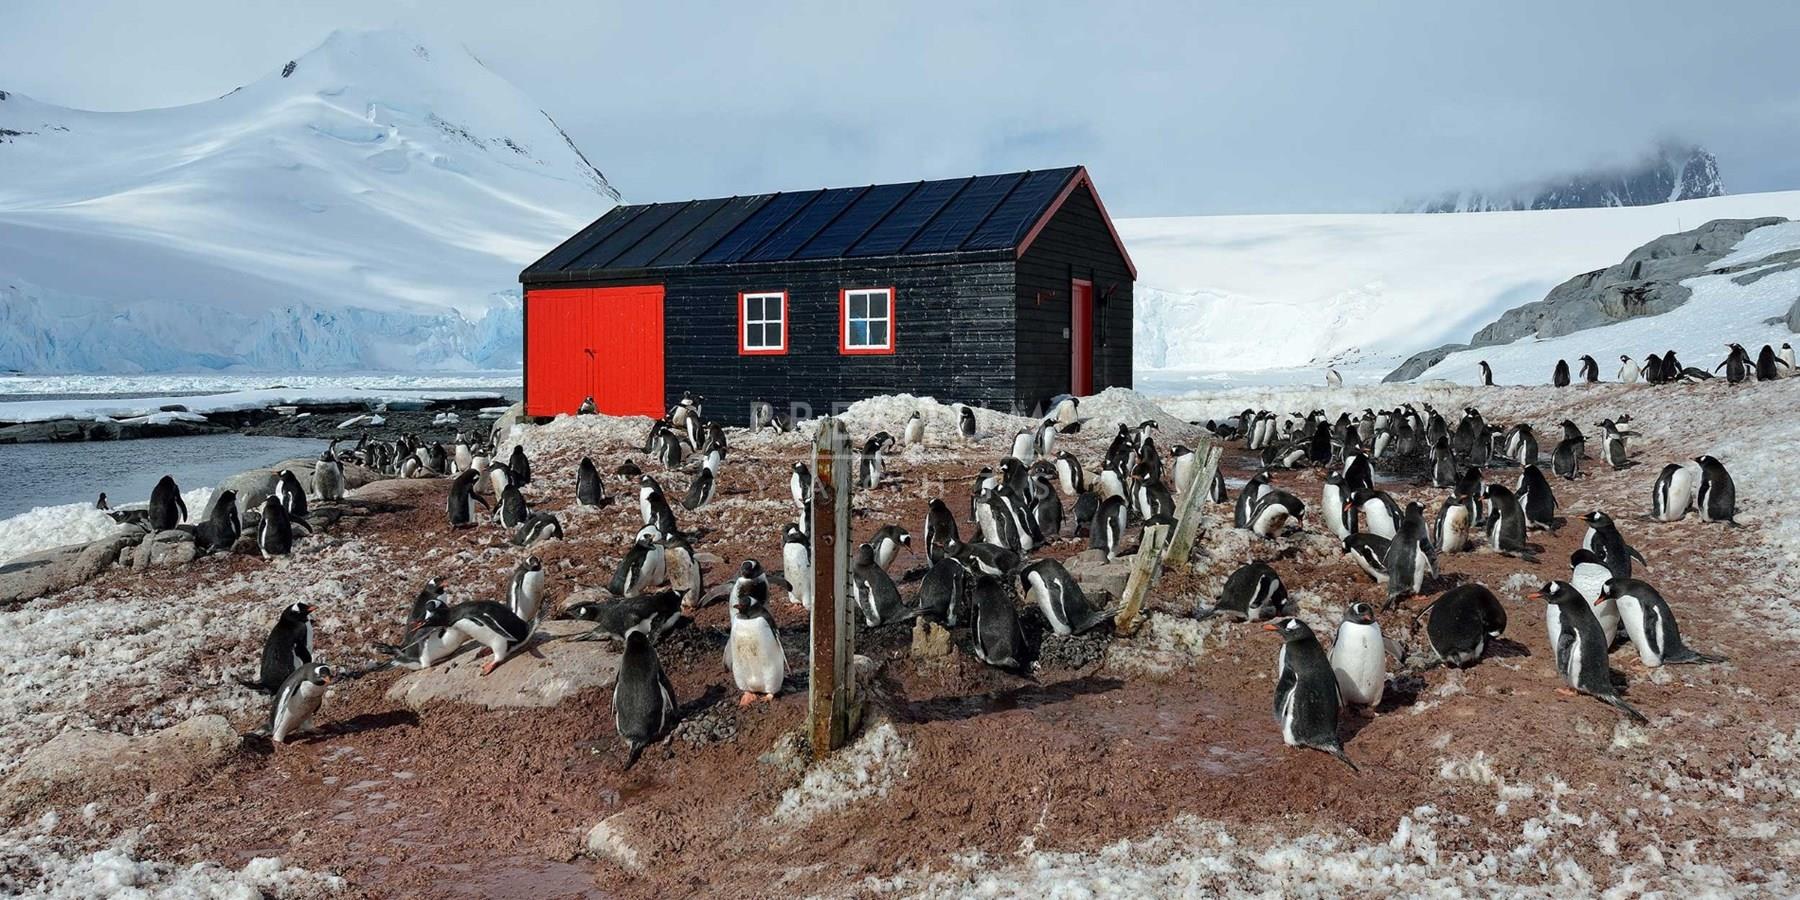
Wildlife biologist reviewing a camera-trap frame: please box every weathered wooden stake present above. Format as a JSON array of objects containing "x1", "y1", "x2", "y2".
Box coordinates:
[
  {"x1": 808, "y1": 417, "x2": 857, "y2": 759},
  {"x1": 1114, "y1": 522, "x2": 1170, "y2": 636},
  {"x1": 1163, "y1": 439, "x2": 1223, "y2": 568}
]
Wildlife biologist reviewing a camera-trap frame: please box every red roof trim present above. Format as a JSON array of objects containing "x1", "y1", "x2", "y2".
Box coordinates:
[{"x1": 1013, "y1": 166, "x2": 1138, "y2": 280}]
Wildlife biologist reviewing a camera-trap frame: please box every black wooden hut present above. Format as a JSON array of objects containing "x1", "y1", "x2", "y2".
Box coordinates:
[{"x1": 519, "y1": 166, "x2": 1135, "y2": 423}]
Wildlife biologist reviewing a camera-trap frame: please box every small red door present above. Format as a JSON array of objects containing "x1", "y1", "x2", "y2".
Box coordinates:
[
  {"x1": 1071, "y1": 279, "x2": 1094, "y2": 395},
  {"x1": 525, "y1": 288, "x2": 591, "y2": 416},
  {"x1": 526, "y1": 285, "x2": 665, "y2": 417},
  {"x1": 590, "y1": 285, "x2": 665, "y2": 417}
]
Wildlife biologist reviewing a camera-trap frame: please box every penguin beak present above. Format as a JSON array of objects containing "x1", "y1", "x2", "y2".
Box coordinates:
[
  {"x1": 1528, "y1": 591, "x2": 1545, "y2": 600},
  {"x1": 1261, "y1": 622, "x2": 1281, "y2": 632}
]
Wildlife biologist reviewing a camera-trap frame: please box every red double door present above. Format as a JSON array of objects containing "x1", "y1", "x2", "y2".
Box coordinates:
[{"x1": 526, "y1": 285, "x2": 665, "y2": 417}]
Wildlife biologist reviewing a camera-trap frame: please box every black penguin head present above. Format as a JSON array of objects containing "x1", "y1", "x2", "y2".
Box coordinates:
[
  {"x1": 1344, "y1": 602, "x2": 1376, "y2": 626},
  {"x1": 306, "y1": 663, "x2": 335, "y2": 685},
  {"x1": 1570, "y1": 548, "x2": 1606, "y2": 570},
  {"x1": 633, "y1": 533, "x2": 655, "y2": 549},
  {"x1": 424, "y1": 577, "x2": 445, "y2": 595},
  {"x1": 739, "y1": 559, "x2": 764, "y2": 580},
  {"x1": 855, "y1": 543, "x2": 876, "y2": 565},
  {"x1": 1694, "y1": 455, "x2": 1718, "y2": 467},
  {"x1": 524, "y1": 556, "x2": 542, "y2": 572},
  {"x1": 1262, "y1": 617, "x2": 1315, "y2": 643},
  {"x1": 1530, "y1": 581, "x2": 1581, "y2": 606},
  {"x1": 1599, "y1": 579, "x2": 1627, "y2": 601},
  {"x1": 285, "y1": 601, "x2": 314, "y2": 619},
  {"x1": 262, "y1": 495, "x2": 281, "y2": 509},
  {"x1": 1582, "y1": 510, "x2": 1612, "y2": 528},
  {"x1": 782, "y1": 522, "x2": 804, "y2": 542}
]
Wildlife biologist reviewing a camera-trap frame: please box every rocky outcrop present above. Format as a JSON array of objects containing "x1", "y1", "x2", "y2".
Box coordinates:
[
  {"x1": 1, "y1": 715, "x2": 238, "y2": 815},
  {"x1": 385, "y1": 620, "x2": 620, "y2": 710},
  {"x1": 0, "y1": 530, "x2": 141, "y2": 607},
  {"x1": 1387, "y1": 217, "x2": 1790, "y2": 381},
  {"x1": 132, "y1": 529, "x2": 199, "y2": 569},
  {"x1": 1787, "y1": 296, "x2": 1800, "y2": 333}
]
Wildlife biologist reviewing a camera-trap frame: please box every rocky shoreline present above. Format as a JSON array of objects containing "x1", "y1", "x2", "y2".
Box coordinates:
[{"x1": 0, "y1": 394, "x2": 505, "y2": 445}]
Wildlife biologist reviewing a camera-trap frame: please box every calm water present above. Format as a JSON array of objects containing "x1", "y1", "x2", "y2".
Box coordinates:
[{"x1": 0, "y1": 435, "x2": 329, "y2": 519}]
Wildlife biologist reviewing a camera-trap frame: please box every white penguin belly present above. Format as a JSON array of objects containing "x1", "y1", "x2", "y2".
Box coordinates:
[
  {"x1": 1364, "y1": 506, "x2": 1397, "y2": 539},
  {"x1": 1618, "y1": 597, "x2": 1659, "y2": 667},
  {"x1": 1331, "y1": 624, "x2": 1386, "y2": 706},
  {"x1": 1663, "y1": 468, "x2": 1695, "y2": 520},
  {"x1": 784, "y1": 545, "x2": 813, "y2": 608},
  {"x1": 730, "y1": 619, "x2": 785, "y2": 694},
  {"x1": 273, "y1": 682, "x2": 325, "y2": 742}
]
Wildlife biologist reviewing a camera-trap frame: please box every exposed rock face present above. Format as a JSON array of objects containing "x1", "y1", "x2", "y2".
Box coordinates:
[
  {"x1": 1787, "y1": 296, "x2": 1800, "y2": 333},
  {"x1": 1, "y1": 715, "x2": 237, "y2": 815},
  {"x1": 1388, "y1": 217, "x2": 1790, "y2": 380},
  {"x1": 0, "y1": 531, "x2": 140, "y2": 606},
  {"x1": 1404, "y1": 143, "x2": 1723, "y2": 213},
  {"x1": 132, "y1": 529, "x2": 199, "y2": 569},
  {"x1": 385, "y1": 620, "x2": 620, "y2": 710}
]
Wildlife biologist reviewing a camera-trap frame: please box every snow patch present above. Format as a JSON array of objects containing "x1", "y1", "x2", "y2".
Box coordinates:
[{"x1": 771, "y1": 723, "x2": 911, "y2": 825}]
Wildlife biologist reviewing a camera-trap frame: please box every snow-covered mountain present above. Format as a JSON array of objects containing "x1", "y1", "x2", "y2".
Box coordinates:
[
  {"x1": 1124, "y1": 190, "x2": 1800, "y2": 390},
  {"x1": 0, "y1": 29, "x2": 617, "y2": 374},
  {"x1": 1402, "y1": 143, "x2": 1722, "y2": 214}
]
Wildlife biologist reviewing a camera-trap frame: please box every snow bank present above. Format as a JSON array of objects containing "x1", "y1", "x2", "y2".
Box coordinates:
[
  {"x1": 0, "y1": 816, "x2": 342, "y2": 898},
  {"x1": 1121, "y1": 190, "x2": 1800, "y2": 385},
  {"x1": 0, "y1": 389, "x2": 502, "y2": 425},
  {"x1": 771, "y1": 722, "x2": 912, "y2": 825},
  {"x1": 0, "y1": 487, "x2": 212, "y2": 567}
]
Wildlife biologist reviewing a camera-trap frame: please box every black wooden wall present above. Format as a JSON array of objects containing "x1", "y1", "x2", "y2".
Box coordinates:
[
  {"x1": 556, "y1": 254, "x2": 1020, "y2": 426},
  {"x1": 1014, "y1": 186, "x2": 1135, "y2": 414}
]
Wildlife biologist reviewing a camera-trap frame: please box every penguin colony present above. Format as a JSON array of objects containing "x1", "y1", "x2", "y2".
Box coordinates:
[
  {"x1": 1461, "y1": 340, "x2": 1795, "y2": 388},
  {"x1": 185, "y1": 366, "x2": 1741, "y2": 775}
]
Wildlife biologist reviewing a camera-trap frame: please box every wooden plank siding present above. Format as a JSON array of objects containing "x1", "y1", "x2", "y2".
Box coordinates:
[
  {"x1": 1013, "y1": 186, "x2": 1135, "y2": 414},
  {"x1": 535, "y1": 254, "x2": 1019, "y2": 425}
]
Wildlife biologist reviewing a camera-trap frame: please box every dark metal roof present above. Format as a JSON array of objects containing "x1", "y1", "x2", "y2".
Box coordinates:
[{"x1": 523, "y1": 167, "x2": 1084, "y2": 279}]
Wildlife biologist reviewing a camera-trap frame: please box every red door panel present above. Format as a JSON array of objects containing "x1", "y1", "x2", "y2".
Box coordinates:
[
  {"x1": 525, "y1": 288, "x2": 593, "y2": 416},
  {"x1": 591, "y1": 285, "x2": 666, "y2": 418},
  {"x1": 1071, "y1": 279, "x2": 1094, "y2": 396}
]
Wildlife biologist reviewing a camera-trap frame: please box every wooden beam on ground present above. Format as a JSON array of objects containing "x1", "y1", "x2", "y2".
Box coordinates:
[
  {"x1": 1164, "y1": 439, "x2": 1222, "y2": 569},
  {"x1": 1114, "y1": 522, "x2": 1170, "y2": 636},
  {"x1": 808, "y1": 417, "x2": 857, "y2": 759}
]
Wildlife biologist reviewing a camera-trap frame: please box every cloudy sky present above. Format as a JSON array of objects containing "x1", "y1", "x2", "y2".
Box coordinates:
[{"x1": 5, "y1": 0, "x2": 1796, "y2": 216}]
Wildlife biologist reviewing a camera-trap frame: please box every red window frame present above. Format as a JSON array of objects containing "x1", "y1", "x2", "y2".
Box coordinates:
[
  {"x1": 839, "y1": 286, "x2": 897, "y2": 356},
  {"x1": 738, "y1": 290, "x2": 789, "y2": 356}
]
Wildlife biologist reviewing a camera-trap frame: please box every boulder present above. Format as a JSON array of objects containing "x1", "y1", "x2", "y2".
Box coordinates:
[
  {"x1": 1, "y1": 715, "x2": 237, "y2": 815},
  {"x1": 132, "y1": 529, "x2": 198, "y2": 569},
  {"x1": 1788, "y1": 296, "x2": 1800, "y2": 333},
  {"x1": 0, "y1": 530, "x2": 138, "y2": 606},
  {"x1": 385, "y1": 619, "x2": 620, "y2": 710},
  {"x1": 584, "y1": 806, "x2": 667, "y2": 873},
  {"x1": 489, "y1": 401, "x2": 526, "y2": 446},
  {"x1": 1383, "y1": 343, "x2": 1469, "y2": 383}
]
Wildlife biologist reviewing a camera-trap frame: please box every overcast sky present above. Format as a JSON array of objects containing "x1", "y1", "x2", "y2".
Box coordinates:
[{"x1": 6, "y1": 0, "x2": 1797, "y2": 216}]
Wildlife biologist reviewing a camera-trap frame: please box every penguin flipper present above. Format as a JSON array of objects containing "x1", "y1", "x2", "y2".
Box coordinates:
[
  {"x1": 1626, "y1": 544, "x2": 1649, "y2": 569},
  {"x1": 766, "y1": 573, "x2": 794, "y2": 592},
  {"x1": 1669, "y1": 647, "x2": 1727, "y2": 665},
  {"x1": 1601, "y1": 692, "x2": 1649, "y2": 725}
]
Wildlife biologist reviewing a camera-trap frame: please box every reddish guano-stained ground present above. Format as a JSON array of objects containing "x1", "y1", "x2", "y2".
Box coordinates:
[{"x1": 5, "y1": 380, "x2": 1800, "y2": 898}]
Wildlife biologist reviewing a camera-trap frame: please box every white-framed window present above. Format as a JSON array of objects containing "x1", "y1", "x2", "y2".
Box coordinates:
[
  {"x1": 840, "y1": 287, "x2": 894, "y2": 354},
  {"x1": 739, "y1": 291, "x2": 787, "y2": 355}
]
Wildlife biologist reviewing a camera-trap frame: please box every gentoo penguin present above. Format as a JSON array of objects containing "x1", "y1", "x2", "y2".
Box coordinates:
[
  {"x1": 610, "y1": 533, "x2": 665, "y2": 597},
  {"x1": 1421, "y1": 584, "x2": 1506, "y2": 667},
  {"x1": 1382, "y1": 512, "x2": 1434, "y2": 607},
  {"x1": 1650, "y1": 462, "x2": 1695, "y2": 522},
  {"x1": 1326, "y1": 368, "x2": 1343, "y2": 387},
  {"x1": 1617, "y1": 355, "x2": 1640, "y2": 384},
  {"x1": 405, "y1": 578, "x2": 448, "y2": 636},
  {"x1": 1171, "y1": 445, "x2": 1197, "y2": 496},
  {"x1": 657, "y1": 531, "x2": 701, "y2": 610},
  {"x1": 1434, "y1": 494, "x2": 1473, "y2": 554},
  {"x1": 564, "y1": 590, "x2": 683, "y2": 642},
  {"x1": 789, "y1": 462, "x2": 813, "y2": 507},
  {"x1": 1247, "y1": 490, "x2": 1306, "y2": 540},
  {"x1": 1266, "y1": 618, "x2": 1357, "y2": 771},
  {"x1": 1089, "y1": 495, "x2": 1128, "y2": 559},
  {"x1": 1346, "y1": 489, "x2": 1399, "y2": 540},
  {"x1": 726, "y1": 564, "x2": 785, "y2": 706},
  {"x1": 447, "y1": 469, "x2": 485, "y2": 528},
  {"x1": 851, "y1": 543, "x2": 911, "y2": 627},
  {"x1": 96, "y1": 492, "x2": 110, "y2": 511},
  {"x1": 1053, "y1": 451, "x2": 1086, "y2": 497},
  {"x1": 495, "y1": 483, "x2": 529, "y2": 529},
  {"x1": 314, "y1": 443, "x2": 345, "y2": 502},
  {"x1": 1481, "y1": 484, "x2": 1532, "y2": 558},
  {"x1": 453, "y1": 433, "x2": 473, "y2": 475},
  {"x1": 576, "y1": 457, "x2": 606, "y2": 507},
  {"x1": 639, "y1": 478, "x2": 678, "y2": 537},
  {"x1": 1597, "y1": 420, "x2": 1631, "y2": 470},
  {"x1": 1553, "y1": 359, "x2": 1571, "y2": 387},
  {"x1": 508, "y1": 556, "x2": 546, "y2": 625},
  {"x1": 1516, "y1": 465, "x2": 1557, "y2": 530},
  {"x1": 1534, "y1": 582, "x2": 1648, "y2": 724},
  {"x1": 958, "y1": 404, "x2": 977, "y2": 439},
  {"x1": 257, "y1": 495, "x2": 294, "y2": 558},
  {"x1": 1781, "y1": 342, "x2": 1797, "y2": 375},
  {"x1": 1579, "y1": 354, "x2": 1600, "y2": 383},
  {"x1": 1196, "y1": 562, "x2": 1289, "y2": 621},
  {"x1": 443, "y1": 601, "x2": 534, "y2": 676},
  {"x1": 1029, "y1": 472, "x2": 1064, "y2": 538},
  {"x1": 917, "y1": 556, "x2": 969, "y2": 626},
  {"x1": 1602, "y1": 579, "x2": 1726, "y2": 667},
  {"x1": 1718, "y1": 343, "x2": 1752, "y2": 384},
  {"x1": 1321, "y1": 473, "x2": 1350, "y2": 540},
  {"x1": 1643, "y1": 353, "x2": 1666, "y2": 384},
  {"x1": 682, "y1": 467, "x2": 716, "y2": 511},
  {"x1": 486, "y1": 461, "x2": 514, "y2": 499},
  {"x1": 1009, "y1": 428, "x2": 1036, "y2": 463},
  {"x1": 859, "y1": 432, "x2": 893, "y2": 489},
  {"x1": 149, "y1": 475, "x2": 187, "y2": 531},
  {"x1": 904, "y1": 411, "x2": 925, "y2": 446},
  {"x1": 263, "y1": 662, "x2": 334, "y2": 744},
  {"x1": 1694, "y1": 456, "x2": 1738, "y2": 524},
  {"x1": 1562, "y1": 548, "x2": 1620, "y2": 648},
  {"x1": 1478, "y1": 360, "x2": 1494, "y2": 387},
  {"x1": 1052, "y1": 395, "x2": 1080, "y2": 424},
  {"x1": 1551, "y1": 435, "x2": 1581, "y2": 481},
  {"x1": 244, "y1": 602, "x2": 314, "y2": 694},
  {"x1": 197, "y1": 490, "x2": 242, "y2": 554},
  {"x1": 1580, "y1": 511, "x2": 1646, "y2": 579},
  {"x1": 1233, "y1": 470, "x2": 1273, "y2": 528},
  {"x1": 1429, "y1": 437, "x2": 1457, "y2": 489},
  {"x1": 508, "y1": 444, "x2": 533, "y2": 486},
  {"x1": 1021, "y1": 558, "x2": 1115, "y2": 636},
  {"x1": 614, "y1": 627, "x2": 677, "y2": 769},
  {"x1": 780, "y1": 524, "x2": 813, "y2": 610},
  {"x1": 1330, "y1": 602, "x2": 1387, "y2": 707},
  {"x1": 923, "y1": 499, "x2": 960, "y2": 564},
  {"x1": 1755, "y1": 344, "x2": 1788, "y2": 381},
  {"x1": 970, "y1": 573, "x2": 1027, "y2": 671},
  {"x1": 1209, "y1": 469, "x2": 1228, "y2": 505},
  {"x1": 1343, "y1": 534, "x2": 1391, "y2": 583},
  {"x1": 871, "y1": 525, "x2": 911, "y2": 569},
  {"x1": 274, "y1": 470, "x2": 309, "y2": 521},
  {"x1": 578, "y1": 395, "x2": 597, "y2": 415}
]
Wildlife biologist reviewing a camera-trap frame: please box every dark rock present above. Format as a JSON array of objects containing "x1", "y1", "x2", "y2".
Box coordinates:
[{"x1": 1384, "y1": 343, "x2": 1469, "y2": 383}]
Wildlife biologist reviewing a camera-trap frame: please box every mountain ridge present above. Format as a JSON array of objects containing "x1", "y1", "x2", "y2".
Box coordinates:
[{"x1": 1401, "y1": 143, "x2": 1722, "y2": 214}]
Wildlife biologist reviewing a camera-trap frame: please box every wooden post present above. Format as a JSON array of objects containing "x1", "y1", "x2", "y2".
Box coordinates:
[
  {"x1": 1114, "y1": 523, "x2": 1170, "y2": 636},
  {"x1": 809, "y1": 417, "x2": 857, "y2": 759},
  {"x1": 1163, "y1": 440, "x2": 1223, "y2": 568}
]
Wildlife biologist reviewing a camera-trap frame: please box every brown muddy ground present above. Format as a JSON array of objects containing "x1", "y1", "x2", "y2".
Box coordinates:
[{"x1": 20, "y1": 385, "x2": 1800, "y2": 898}]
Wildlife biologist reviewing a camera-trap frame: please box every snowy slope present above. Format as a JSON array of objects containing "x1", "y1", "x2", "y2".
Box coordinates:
[
  {"x1": 1123, "y1": 191, "x2": 1800, "y2": 388},
  {"x1": 0, "y1": 29, "x2": 616, "y2": 374}
]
